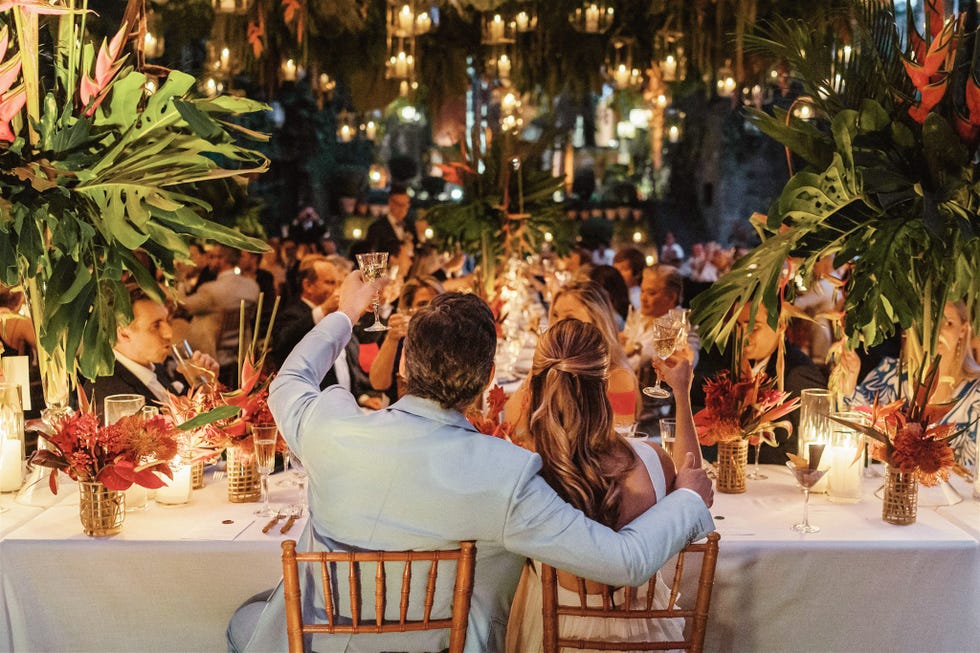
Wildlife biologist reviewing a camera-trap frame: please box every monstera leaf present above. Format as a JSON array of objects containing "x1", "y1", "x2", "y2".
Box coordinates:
[{"x1": 0, "y1": 5, "x2": 270, "y2": 381}]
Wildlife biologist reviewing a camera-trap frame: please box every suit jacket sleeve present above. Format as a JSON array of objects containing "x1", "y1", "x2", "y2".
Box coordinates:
[
  {"x1": 269, "y1": 312, "x2": 361, "y2": 459},
  {"x1": 271, "y1": 303, "x2": 316, "y2": 368},
  {"x1": 501, "y1": 454, "x2": 714, "y2": 587}
]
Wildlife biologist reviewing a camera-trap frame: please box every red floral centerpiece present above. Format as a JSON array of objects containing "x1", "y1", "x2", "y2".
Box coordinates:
[
  {"x1": 694, "y1": 371, "x2": 800, "y2": 493},
  {"x1": 28, "y1": 405, "x2": 180, "y2": 536},
  {"x1": 30, "y1": 410, "x2": 178, "y2": 493},
  {"x1": 694, "y1": 371, "x2": 801, "y2": 447},
  {"x1": 832, "y1": 358, "x2": 960, "y2": 525}
]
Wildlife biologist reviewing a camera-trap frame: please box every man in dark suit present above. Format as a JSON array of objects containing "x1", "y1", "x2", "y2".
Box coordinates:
[
  {"x1": 365, "y1": 188, "x2": 413, "y2": 250},
  {"x1": 271, "y1": 257, "x2": 380, "y2": 406},
  {"x1": 85, "y1": 288, "x2": 219, "y2": 416}
]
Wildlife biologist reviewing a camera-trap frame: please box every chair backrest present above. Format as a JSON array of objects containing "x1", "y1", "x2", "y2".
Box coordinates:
[
  {"x1": 281, "y1": 539, "x2": 477, "y2": 653},
  {"x1": 540, "y1": 532, "x2": 720, "y2": 653}
]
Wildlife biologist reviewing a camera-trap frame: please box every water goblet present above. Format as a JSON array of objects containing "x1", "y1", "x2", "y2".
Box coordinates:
[
  {"x1": 787, "y1": 461, "x2": 828, "y2": 533},
  {"x1": 252, "y1": 424, "x2": 279, "y2": 517},
  {"x1": 356, "y1": 252, "x2": 390, "y2": 332},
  {"x1": 746, "y1": 434, "x2": 768, "y2": 480},
  {"x1": 642, "y1": 318, "x2": 679, "y2": 399}
]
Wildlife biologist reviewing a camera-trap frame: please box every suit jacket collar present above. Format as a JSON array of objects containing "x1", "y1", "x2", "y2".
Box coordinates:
[{"x1": 388, "y1": 395, "x2": 478, "y2": 432}]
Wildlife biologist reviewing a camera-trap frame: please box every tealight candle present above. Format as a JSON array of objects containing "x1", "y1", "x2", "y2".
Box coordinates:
[{"x1": 155, "y1": 465, "x2": 192, "y2": 505}]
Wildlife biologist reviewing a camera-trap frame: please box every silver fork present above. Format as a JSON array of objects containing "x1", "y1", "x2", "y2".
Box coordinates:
[{"x1": 212, "y1": 468, "x2": 225, "y2": 482}]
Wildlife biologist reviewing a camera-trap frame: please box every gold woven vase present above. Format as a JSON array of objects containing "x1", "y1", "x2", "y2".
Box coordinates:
[
  {"x1": 882, "y1": 464, "x2": 917, "y2": 525},
  {"x1": 78, "y1": 481, "x2": 125, "y2": 537},
  {"x1": 226, "y1": 446, "x2": 261, "y2": 503},
  {"x1": 716, "y1": 439, "x2": 748, "y2": 494},
  {"x1": 190, "y1": 459, "x2": 205, "y2": 490}
]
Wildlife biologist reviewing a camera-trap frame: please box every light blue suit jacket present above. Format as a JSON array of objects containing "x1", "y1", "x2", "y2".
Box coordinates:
[{"x1": 242, "y1": 312, "x2": 713, "y2": 652}]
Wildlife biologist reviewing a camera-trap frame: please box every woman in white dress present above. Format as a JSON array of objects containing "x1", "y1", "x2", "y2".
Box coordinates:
[{"x1": 505, "y1": 318, "x2": 702, "y2": 652}]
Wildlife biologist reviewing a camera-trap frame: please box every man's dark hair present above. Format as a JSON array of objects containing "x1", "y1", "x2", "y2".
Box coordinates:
[
  {"x1": 612, "y1": 247, "x2": 645, "y2": 281},
  {"x1": 404, "y1": 292, "x2": 496, "y2": 410}
]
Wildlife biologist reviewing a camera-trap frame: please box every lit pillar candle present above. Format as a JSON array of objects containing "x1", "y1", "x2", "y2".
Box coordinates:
[
  {"x1": 155, "y1": 464, "x2": 192, "y2": 505},
  {"x1": 364, "y1": 120, "x2": 377, "y2": 140},
  {"x1": 614, "y1": 64, "x2": 629, "y2": 88},
  {"x1": 516, "y1": 11, "x2": 529, "y2": 31},
  {"x1": 497, "y1": 54, "x2": 511, "y2": 79},
  {"x1": 0, "y1": 438, "x2": 23, "y2": 492},
  {"x1": 415, "y1": 11, "x2": 431, "y2": 34},
  {"x1": 220, "y1": 47, "x2": 231, "y2": 71},
  {"x1": 398, "y1": 4, "x2": 414, "y2": 33},
  {"x1": 662, "y1": 55, "x2": 677, "y2": 81},
  {"x1": 585, "y1": 5, "x2": 600, "y2": 32},
  {"x1": 281, "y1": 59, "x2": 297, "y2": 81},
  {"x1": 490, "y1": 14, "x2": 504, "y2": 41}
]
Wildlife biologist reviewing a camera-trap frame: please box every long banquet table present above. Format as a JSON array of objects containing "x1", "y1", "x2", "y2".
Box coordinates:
[
  {"x1": 0, "y1": 471, "x2": 307, "y2": 653},
  {"x1": 0, "y1": 466, "x2": 978, "y2": 652}
]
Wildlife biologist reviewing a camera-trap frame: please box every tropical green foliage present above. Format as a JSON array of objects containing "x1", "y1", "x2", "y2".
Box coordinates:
[
  {"x1": 692, "y1": 1, "x2": 980, "y2": 373},
  {"x1": 0, "y1": 4, "x2": 269, "y2": 382},
  {"x1": 425, "y1": 134, "x2": 572, "y2": 296}
]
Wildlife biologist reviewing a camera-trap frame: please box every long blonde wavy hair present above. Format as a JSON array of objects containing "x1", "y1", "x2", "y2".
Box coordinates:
[{"x1": 528, "y1": 318, "x2": 638, "y2": 528}]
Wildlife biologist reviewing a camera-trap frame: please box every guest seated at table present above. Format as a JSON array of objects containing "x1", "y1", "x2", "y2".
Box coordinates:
[
  {"x1": 506, "y1": 319, "x2": 701, "y2": 652},
  {"x1": 226, "y1": 272, "x2": 714, "y2": 653},
  {"x1": 839, "y1": 301, "x2": 980, "y2": 469},
  {"x1": 697, "y1": 301, "x2": 826, "y2": 464},
  {"x1": 613, "y1": 246, "x2": 645, "y2": 310},
  {"x1": 505, "y1": 280, "x2": 639, "y2": 435},
  {"x1": 0, "y1": 284, "x2": 36, "y2": 357},
  {"x1": 178, "y1": 244, "x2": 260, "y2": 381},
  {"x1": 369, "y1": 275, "x2": 444, "y2": 404},
  {"x1": 84, "y1": 287, "x2": 219, "y2": 414},
  {"x1": 589, "y1": 264, "x2": 631, "y2": 329},
  {"x1": 271, "y1": 256, "x2": 380, "y2": 407}
]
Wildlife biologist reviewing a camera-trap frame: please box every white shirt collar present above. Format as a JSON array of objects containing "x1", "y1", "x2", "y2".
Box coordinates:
[{"x1": 113, "y1": 349, "x2": 169, "y2": 403}]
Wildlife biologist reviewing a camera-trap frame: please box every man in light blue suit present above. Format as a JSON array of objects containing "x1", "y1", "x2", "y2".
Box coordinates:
[{"x1": 228, "y1": 271, "x2": 714, "y2": 652}]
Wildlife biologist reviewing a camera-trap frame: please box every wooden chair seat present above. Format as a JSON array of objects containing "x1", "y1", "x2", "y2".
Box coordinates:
[
  {"x1": 540, "y1": 532, "x2": 720, "y2": 652},
  {"x1": 281, "y1": 539, "x2": 477, "y2": 653}
]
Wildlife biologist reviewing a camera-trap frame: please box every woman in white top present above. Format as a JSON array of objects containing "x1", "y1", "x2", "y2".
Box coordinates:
[{"x1": 505, "y1": 318, "x2": 701, "y2": 652}]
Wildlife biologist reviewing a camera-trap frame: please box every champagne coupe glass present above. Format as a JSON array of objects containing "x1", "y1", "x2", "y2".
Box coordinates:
[
  {"x1": 252, "y1": 424, "x2": 279, "y2": 517},
  {"x1": 746, "y1": 434, "x2": 768, "y2": 480},
  {"x1": 356, "y1": 252, "x2": 390, "y2": 332},
  {"x1": 787, "y1": 461, "x2": 828, "y2": 533},
  {"x1": 642, "y1": 318, "x2": 679, "y2": 399}
]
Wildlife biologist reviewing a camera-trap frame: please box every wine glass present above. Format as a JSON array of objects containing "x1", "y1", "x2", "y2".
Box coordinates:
[
  {"x1": 252, "y1": 424, "x2": 279, "y2": 517},
  {"x1": 642, "y1": 318, "x2": 680, "y2": 399},
  {"x1": 355, "y1": 252, "x2": 390, "y2": 332},
  {"x1": 787, "y1": 461, "x2": 828, "y2": 533},
  {"x1": 746, "y1": 434, "x2": 768, "y2": 480}
]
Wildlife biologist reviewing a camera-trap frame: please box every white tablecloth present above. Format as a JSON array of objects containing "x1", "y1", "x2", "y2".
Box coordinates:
[
  {"x1": 1, "y1": 465, "x2": 978, "y2": 652},
  {"x1": 0, "y1": 470, "x2": 306, "y2": 653},
  {"x1": 704, "y1": 466, "x2": 980, "y2": 652}
]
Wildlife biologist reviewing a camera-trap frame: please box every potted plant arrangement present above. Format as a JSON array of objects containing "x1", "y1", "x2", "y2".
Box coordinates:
[
  {"x1": 0, "y1": 0, "x2": 270, "y2": 422},
  {"x1": 692, "y1": 0, "x2": 979, "y2": 380},
  {"x1": 29, "y1": 406, "x2": 179, "y2": 535},
  {"x1": 694, "y1": 370, "x2": 800, "y2": 493}
]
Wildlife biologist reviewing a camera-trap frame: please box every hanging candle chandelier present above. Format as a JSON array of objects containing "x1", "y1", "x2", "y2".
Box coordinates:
[
  {"x1": 569, "y1": 2, "x2": 615, "y2": 35},
  {"x1": 656, "y1": 30, "x2": 686, "y2": 83},
  {"x1": 385, "y1": 36, "x2": 416, "y2": 80},
  {"x1": 606, "y1": 35, "x2": 641, "y2": 90}
]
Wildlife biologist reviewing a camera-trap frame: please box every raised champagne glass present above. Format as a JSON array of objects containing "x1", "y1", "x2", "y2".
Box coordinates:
[
  {"x1": 642, "y1": 318, "x2": 680, "y2": 399},
  {"x1": 356, "y1": 252, "x2": 390, "y2": 332},
  {"x1": 252, "y1": 424, "x2": 278, "y2": 517}
]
